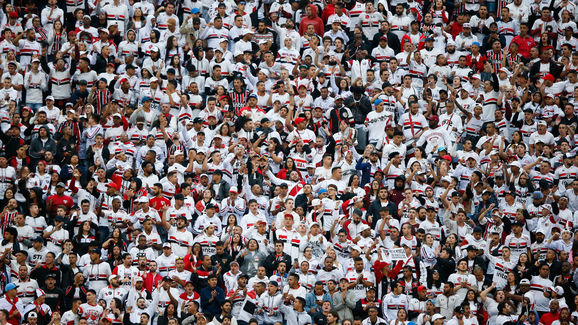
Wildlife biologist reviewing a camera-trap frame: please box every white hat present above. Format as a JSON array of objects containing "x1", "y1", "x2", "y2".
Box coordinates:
[
  {"x1": 509, "y1": 161, "x2": 522, "y2": 169},
  {"x1": 234, "y1": 50, "x2": 244, "y2": 57},
  {"x1": 173, "y1": 150, "x2": 184, "y2": 156},
  {"x1": 112, "y1": 113, "x2": 122, "y2": 118},
  {"x1": 309, "y1": 222, "x2": 321, "y2": 229},
  {"x1": 312, "y1": 199, "x2": 321, "y2": 206},
  {"x1": 441, "y1": 176, "x2": 452, "y2": 183},
  {"x1": 244, "y1": 28, "x2": 254, "y2": 35},
  {"x1": 260, "y1": 68, "x2": 270, "y2": 76},
  {"x1": 519, "y1": 279, "x2": 531, "y2": 285},
  {"x1": 229, "y1": 186, "x2": 239, "y2": 194},
  {"x1": 46, "y1": 95, "x2": 55, "y2": 101},
  {"x1": 446, "y1": 40, "x2": 456, "y2": 47},
  {"x1": 150, "y1": 46, "x2": 159, "y2": 52},
  {"x1": 134, "y1": 276, "x2": 144, "y2": 282},
  {"x1": 108, "y1": 274, "x2": 119, "y2": 282},
  {"x1": 350, "y1": 245, "x2": 362, "y2": 252},
  {"x1": 136, "y1": 196, "x2": 149, "y2": 203},
  {"x1": 162, "y1": 242, "x2": 171, "y2": 248},
  {"x1": 432, "y1": 314, "x2": 445, "y2": 321},
  {"x1": 463, "y1": 23, "x2": 471, "y2": 28},
  {"x1": 555, "y1": 286, "x2": 564, "y2": 295},
  {"x1": 150, "y1": 77, "x2": 159, "y2": 83},
  {"x1": 359, "y1": 223, "x2": 370, "y2": 232},
  {"x1": 28, "y1": 312, "x2": 38, "y2": 319}
]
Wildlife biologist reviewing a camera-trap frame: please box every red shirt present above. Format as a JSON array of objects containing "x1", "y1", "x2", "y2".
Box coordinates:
[
  {"x1": 539, "y1": 312, "x2": 559, "y2": 325},
  {"x1": 510, "y1": 35, "x2": 536, "y2": 59},
  {"x1": 149, "y1": 197, "x2": 171, "y2": 212},
  {"x1": 46, "y1": 194, "x2": 74, "y2": 215},
  {"x1": 143, "y1": 272, "x2": 162, "y2": 293}
]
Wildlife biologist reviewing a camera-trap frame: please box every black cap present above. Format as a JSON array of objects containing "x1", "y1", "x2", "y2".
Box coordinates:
[
  {"x1": 163, "y1": 276, "x2": 173, "y2": 282},
  {"x1": 32, "y1": 237, "x2": 43, "y2": 243},
  {"x1": 511, "y1": 221, "x2": 523, "y2": 227},
  {"x1": 90, "y1": 249, "x2": 101, "y2": 255},
  {"x1": 54, "y1": 216, "x2": 65, "y2": 223},
  {"x1": 466, "y1": 245, "x2": 477, "y2": 251},
  {"x1": 205, "y1": 203, "x2": 216, "y2": 209},
  {"x1": 193, "y1": 117, "x2": 203, "y2": 124}
]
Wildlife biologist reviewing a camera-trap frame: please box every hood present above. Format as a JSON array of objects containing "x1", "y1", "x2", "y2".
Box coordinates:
[{"x1": 308, "y1": 4, "x2": 318, "y2": 18}]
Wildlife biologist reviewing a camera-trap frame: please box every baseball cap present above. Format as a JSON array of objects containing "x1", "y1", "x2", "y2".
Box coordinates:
[
  {"x1": 5, "y1": 283, "x2": 16, "y2": 292},
  {"x1": 432, "y1": 314, "x2": 445, "y2": 321},
  {"x1": 542, "y1": 73, "x2": 555, "y2": 82}
]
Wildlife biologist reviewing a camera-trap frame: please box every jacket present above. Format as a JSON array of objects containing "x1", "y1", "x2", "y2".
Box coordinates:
[
  {"x1": 259, "y1": 291, "x2": 284, "y2": 324},
  {"x1": 298, "y1": 5, "x2": 324, "y2": 36},
  {"x1": 29, "y1": 133, "x2": 57, "y2": 159},
  {"x1": 200, "y1": 285, "x2": 225, "y2": 317},
  {"x1": 332, "y1": 290, "x2": 356, "y2": 322},
  {"x1": 305, "y1": 291, "x2": 332, "y2": 314},
  {"x1": 262, "y1": 252, "x2": 292, "y2": 277}
]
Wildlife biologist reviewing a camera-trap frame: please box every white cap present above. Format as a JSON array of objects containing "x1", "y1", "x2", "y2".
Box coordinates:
[
  {"x1": 446, "y1": 40, "x2": 456, "y2": 47},
  {"x1": 509, "y1": 161, "x2": 522, "y2": 169},
  {"x1": 150, "y1": 77, "x2": 159, "y2": 83},
  {"x1": 555, "y1": 286, "x2": 564, "y2": 295},
  {"x1": 150, "y1": 46, "x2": 159, "y2": 52},
  {"x1": 234, "y1": 50, "x2": 244, "y2": 57},
  {"x1": 229, "y1": 186, "x2": 239, "y2": 194},
  {"x1": 350, "y1": 245, "x2": 362, "y2": 252},
  {"x1": 174, "y1": 150, "x2": 184, "y2": 156},
  {"x1": 46, "y1": 95, "x2": 55, "y2": 101},
  {"x1": 312, "y1": 199, "x2": 321, "y2": 206},
  {"x1": 432, "y1": 314, "x2": 445, "y2": 321},
  {"x1": 108, "y1": 274, "x2": 119, "y2": 282},
  {"x1": 244, "y1": 28, "x2": 254, "y2": 35},
  {"x1": 112, "y1": 113, "x2": 122, "y2": 118},
  {"x1": 359, "y1": 223, "x2": 370, "y2": 232},
  {"x1": 136, "y1": 196, "x2": 148, "y2": 203},
  {"x1": 441, "y1": 175, "x2": 452, "y2": 183}
]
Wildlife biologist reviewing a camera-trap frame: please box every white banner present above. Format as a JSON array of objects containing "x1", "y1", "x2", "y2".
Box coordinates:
[{"x1": 383, "y1": 248, "x2": 407, "y2": 261}]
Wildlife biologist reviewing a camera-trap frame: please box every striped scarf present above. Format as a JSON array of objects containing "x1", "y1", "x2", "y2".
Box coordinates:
[
  {"x1": 36, "y1": 27, "x2": 48, "y2": 42},
  {"x1": 52, "y1": 33, "x2": 63, "y2": 54}
]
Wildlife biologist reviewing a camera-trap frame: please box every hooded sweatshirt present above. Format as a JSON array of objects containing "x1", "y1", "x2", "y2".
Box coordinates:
[{"x1": 299, "y1": 5, "x2": 324, "y2": 37}]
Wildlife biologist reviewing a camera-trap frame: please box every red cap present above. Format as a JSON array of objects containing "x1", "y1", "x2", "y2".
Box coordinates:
[
  {"x1": 106, "y1": 181, "x2": 119, "y2": 191},
  {"x1": 417, "y1": 285, "x2": 427, "y2": 292},
  {"x1": 542, "y1": 73, "x2": 555, "y2": 82},
  {"x1": 294, "y1": 117, "x2": 306, "y2": 125},
  {"x1": 119, "y1": 78, "x2": 128, "y2": 84},
  {"x1": 441, "y1": 155, "x2": 452, "y2": 161},
  {"x1": 427, "y1": 115, "x2": 439, "y2": 122},
  {"x1": 9, "y1": 12, "x2": 18, "y2": 19},
  {"x1": 220, "y1": 95, "x2": 229, "y2": 101},
  {"x1": 68, "y1": 31, "x2": 77, "y2": 37},
  {"x1": 107, "y1": 62, "x2": 115, "y2": 67},
  {"x1": 284, "y1": 214, "x2": 294, "y2": 219}
]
